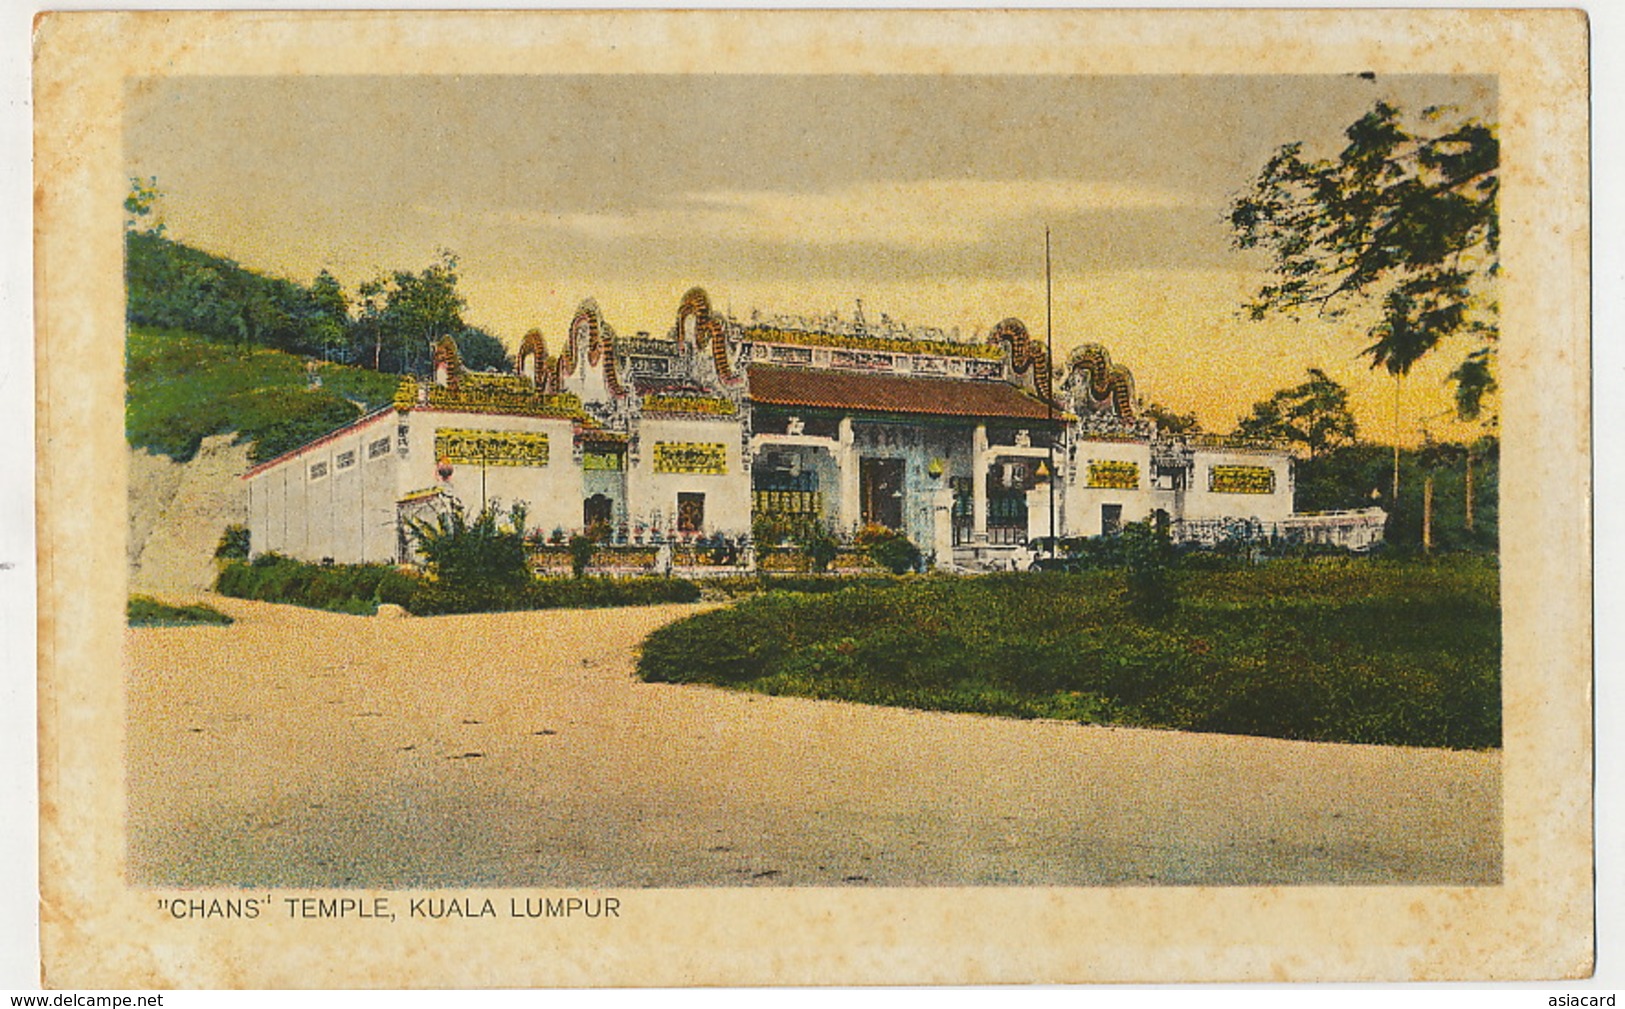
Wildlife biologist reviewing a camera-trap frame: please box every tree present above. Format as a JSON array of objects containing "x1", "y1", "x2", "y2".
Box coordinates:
[
  {"x1": 1140, "y1": 401, "x2": 1202, "y2": 436},
  {"x1": 308, "y1": 269, "x2": 351, "y2": 361},
  {"x1": 455, "y1": 325, "x2": 512, "y2": 372},
  {"x1": 1234, "y1": 368, "x2": 1359, "y2": 458},
  {"x1": 1230, "y1": 101, "x2": 1498, "y2": 419},
  {"x1": 354, "y1": 274, "x2": 390, "y2": 371},
  {"x1": 381, "y1": 249, "x2": 467, "y2": 375}
]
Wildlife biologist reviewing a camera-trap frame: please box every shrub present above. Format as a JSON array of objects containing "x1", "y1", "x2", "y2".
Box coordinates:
[
  {"x1": 854, "y1": 525, "x2": 920, "y2": 574},
  {"x1": 409, "y1": 575, "x2": 700, "y2": 615},
  {"x1": 568, "y1": 533, "x2": 597, "y2": 578},
  {"x1": 635, "y1": 558, "x2": 1500, "y2": 749},
  {"x1": 375, "y1": 568, "x2": 420, "y2": 607},
  {"x1": 408, "y1": 499, "x2": 532, "y2": 592},
  {"x1": 794, "y1": 524, "x2": 839, "y2": 573},
  {"x1": 1122, "y1": 521, "x2": 1176, "y2": 621},
  {"x1": 215, "y1": 555, "x2": 412, "y2": 614},
  {"x1": 214, "y1": 524, "x2": 251, "y2": 560}
]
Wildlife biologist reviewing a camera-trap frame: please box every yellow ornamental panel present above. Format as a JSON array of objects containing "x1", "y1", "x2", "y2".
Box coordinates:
[
  {"x1": 653, "y1": 442, "x2": 729, "y2": 475},
  {"x1": 434, "y1": 429, "x2": 550, "y2": 467},
  {"x1": 1086, "y1": 460, "x2": 1140, "y2": 490},
  {"x1": 1209, "y1": 465, "x2": 1276, "y2": 494},
  {"x1": 582, "y1": 451, "x2": 624, "y2": 471}
]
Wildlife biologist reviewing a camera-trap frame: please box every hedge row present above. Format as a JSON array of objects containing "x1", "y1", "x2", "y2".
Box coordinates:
[{"x1": 215, "y1": 554, "x2": 700, "y2": 616}]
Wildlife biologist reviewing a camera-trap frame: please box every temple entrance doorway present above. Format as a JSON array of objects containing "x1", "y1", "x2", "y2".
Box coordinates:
[
  {"x1": 1102, "y1": 503, "x2": 1124, "y2": 536},
  {"x1": 583, "y1": 493, "x2": 613, "y2": 531},
  {"x1": 860, "y1": 457, "x2": 904, "y2": 530}
]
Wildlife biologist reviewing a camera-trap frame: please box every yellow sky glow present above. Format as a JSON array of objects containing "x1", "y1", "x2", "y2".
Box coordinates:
[{"x1": 128, "y1": 73, "x2": 1495, "y2": 443}]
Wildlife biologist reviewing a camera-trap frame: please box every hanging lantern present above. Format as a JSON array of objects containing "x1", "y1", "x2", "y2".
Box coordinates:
[{"x1": 437, "y1": 457, "x2": 454, "y2": 481}]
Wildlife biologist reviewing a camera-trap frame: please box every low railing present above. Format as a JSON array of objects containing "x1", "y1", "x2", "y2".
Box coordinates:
[{"x1": 984, "y1": 524, "x2": 1027, "y2": 546}]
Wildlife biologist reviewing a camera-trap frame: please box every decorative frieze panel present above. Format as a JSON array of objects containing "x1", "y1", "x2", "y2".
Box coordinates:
[
  {"x1": 641, "y1": 394, "x2": 736, "y2": 416},
  {"x1": 1209, "y1": 464, "x2": 1276, "y2": 495},
  {"x1": 582, "y1": 451, "x2": 624, "y2": 471},
  {"x1": 831, "y1": 349, "x2": 897, "y2": 372},
  {"x1": 434, "y1": 428, "x2": 550, "y2": 467},
  {"x1": 768, "y1": 345, "x2": 814, "y2": 365},
  {"x1": 628, "y1": 355, "x2": 671, "y2": 376},
  {"x1": 1087, "y1": 460, "x2": 1140, "y2": 490},
  {"x1": 653, "y1": 442, "x2": 729, "y2": 475}
]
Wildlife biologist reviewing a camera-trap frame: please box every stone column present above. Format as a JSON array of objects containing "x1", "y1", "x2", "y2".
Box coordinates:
[
  {"x1": 972, "y1": 423, "x2": 989, "y2": 542},
  {"x1": 837, "y1": 416, "x2": 860, "y2": 533},
  {"x1": 933, "y1": 482, "x2": 956, "y2": 571}
]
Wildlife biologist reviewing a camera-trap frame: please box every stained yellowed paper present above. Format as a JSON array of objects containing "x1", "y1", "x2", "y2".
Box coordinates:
[{"x1": 34, "y1": 9, "x2": 1590, "y2": 987}]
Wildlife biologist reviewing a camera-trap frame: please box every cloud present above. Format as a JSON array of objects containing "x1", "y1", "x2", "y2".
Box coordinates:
[{"x1": 509, "y1": 178, "x2": 1209, "y2": 250}]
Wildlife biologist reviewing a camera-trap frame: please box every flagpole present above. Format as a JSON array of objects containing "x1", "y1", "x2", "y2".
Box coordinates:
[{"x1": 1046, "y1": 226, "x2": 1056, "y2": 557}]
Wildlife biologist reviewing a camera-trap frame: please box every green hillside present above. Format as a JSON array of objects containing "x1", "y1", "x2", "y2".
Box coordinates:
[{"x1": 126, "y1": 325, "x2": 400, "y2": 464}]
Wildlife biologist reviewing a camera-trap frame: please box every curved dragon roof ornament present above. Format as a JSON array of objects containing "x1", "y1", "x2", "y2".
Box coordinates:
[
  {"x1": 987, "y1": 317, "x2": 1054, "y2": 403},
  {"x1": 515, "y1": 328, "x2": 553, "y2": 392},
  {"x1": 1065, "y1": 343, "x2": 1137, "y2": 422},
  {"x1": 431, "y1": 334, "x2": 463, "y2": 391},
  {"x1": 558, "y1": 299, "x2": 627, "y2": 397},
  {"x1": 674, "y1": 286, "x2": 739, "y2": 385}
]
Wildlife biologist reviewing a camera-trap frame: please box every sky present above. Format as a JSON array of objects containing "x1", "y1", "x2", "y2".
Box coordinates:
[{"x1": 125, "y1": 73, "x2": 1496, "y2": 442}]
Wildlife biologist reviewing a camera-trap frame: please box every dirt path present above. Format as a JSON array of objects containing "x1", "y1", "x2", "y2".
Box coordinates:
[{"x1": 126, "y1": 599, "x2": 1500, "y2": 888}]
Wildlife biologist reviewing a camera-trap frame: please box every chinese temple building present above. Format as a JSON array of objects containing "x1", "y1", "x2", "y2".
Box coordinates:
[{"x1": 244, "y1": 287, "x2": 1381, "y2": 571}]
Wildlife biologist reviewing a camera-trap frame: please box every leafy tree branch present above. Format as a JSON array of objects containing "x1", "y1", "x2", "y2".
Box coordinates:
[{"x1": 1231, "y1": 102, "x2": 1498, "y2": 419}]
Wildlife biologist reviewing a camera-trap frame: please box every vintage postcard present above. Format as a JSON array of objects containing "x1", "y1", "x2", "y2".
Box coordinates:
[{"x1": 33, "y1": 9, "x2": 1590, "y2": 987}]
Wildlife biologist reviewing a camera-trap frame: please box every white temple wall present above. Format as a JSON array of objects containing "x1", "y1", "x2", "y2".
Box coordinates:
[
  {"x1": 1183, "y1": 448, "x2": 1295, "y2": 523},
  {"x1": 1065, "y1": 440, "x2": 1155, "y2": 537},
  {"x1": 404, "y1": 410, "x2": 582, "y2": 538},
  {"x1": 244, "y1": 411, "x2": 400, "y2": 564},
  {"x1": 631, "y1": 415, "x2": 751, "y2": 537}
]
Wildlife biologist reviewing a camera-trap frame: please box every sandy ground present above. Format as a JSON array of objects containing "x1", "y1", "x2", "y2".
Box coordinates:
[{"x1": 126, "y1": 598, "x2": 1501, "y2": 888}]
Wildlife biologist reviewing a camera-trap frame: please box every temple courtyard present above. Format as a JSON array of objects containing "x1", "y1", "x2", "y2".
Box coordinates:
[{"x1": 127, "y1": 599, "x2": 1500, "y2": 888}]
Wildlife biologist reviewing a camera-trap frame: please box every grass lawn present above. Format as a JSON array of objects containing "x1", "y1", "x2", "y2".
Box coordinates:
[
  {"x1": 637, "y1": 555, "x2": 1500, "y2": 750},
  {"x1": 127, "y1": 595, "x2": 234, "y2": 628},
  {"x1": 126, "y1": 326, "x2": 400, "y2": 463}
]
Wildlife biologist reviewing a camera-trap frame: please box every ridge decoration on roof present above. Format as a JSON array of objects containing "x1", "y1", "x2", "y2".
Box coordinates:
[
  {"x1": 741, "y1": 324, "x2": 1005, "y2": 361},
  {"x1": 431, "y1": 334, "x2": 463, "y2": 391},
  {"x1": 516, "y1": 328, "x2": 555, "y2": 392},
  {"x1": 674, "y1": 287, "x2": 740, "y2": 384},
  {"x1": 1064, "y1": 343, "x2": 1137, "y2": 422},
  {"x1": 557, "y1": 299, "x2": 627, "y2": 397},
  {"x1": 987, "y1": 318, "x2": 1054, "y2": 403},
  {"x1": 394, "y1": 373, "x2": 589, "y2": 421}
]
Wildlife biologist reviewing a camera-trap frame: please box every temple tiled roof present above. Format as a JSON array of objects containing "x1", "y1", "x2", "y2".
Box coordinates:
[{"x1": 747, "y1": 365, "x2": 1061, "y2": 422}]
